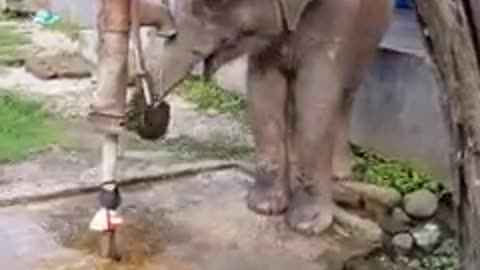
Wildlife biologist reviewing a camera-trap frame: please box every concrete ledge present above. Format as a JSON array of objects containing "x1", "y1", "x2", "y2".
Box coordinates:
[{"x1": 0, "y1": 159, "x2": 238, "y2": 207}]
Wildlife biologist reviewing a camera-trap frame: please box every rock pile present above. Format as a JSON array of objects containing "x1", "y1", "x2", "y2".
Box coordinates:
[
  {"x1": 386, "y1": 189, "x2": 443, "y2": 252},
  {"x1": 381, "y1": 188, "x2": 456, "y2": 269},
  {"x1": 343, "y1": 183, "x2": 457, "y2": 270}
]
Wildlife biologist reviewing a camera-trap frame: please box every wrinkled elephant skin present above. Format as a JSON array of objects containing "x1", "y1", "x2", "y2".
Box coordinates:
[{"x1": 155, "y1": 0, "x2": 393, "y2": 235}]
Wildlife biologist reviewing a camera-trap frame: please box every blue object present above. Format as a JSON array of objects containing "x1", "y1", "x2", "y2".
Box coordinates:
[
  {"x1": 32, "y1": 9, "x2": 61, "y2": 26},
  {"x1": 395, "y1": 0, "x2": 413, "y2": 9}
]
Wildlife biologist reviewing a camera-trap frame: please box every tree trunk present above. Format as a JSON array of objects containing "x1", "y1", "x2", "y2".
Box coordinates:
[{"x1": 414, "y1": 0, "x2": 480, "y2": 269}]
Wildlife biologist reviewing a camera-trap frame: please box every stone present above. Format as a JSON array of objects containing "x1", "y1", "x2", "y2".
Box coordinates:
[
  {"x1": 379, "y1": 216, "x2": 410, "y2": 235},
  {"x1": 341, "y1": 182, "x2": 403, "y2": 209},
  {"x1": 411, "y1": 222, "x2": 442, "y2": 252},
  {"x1": 334, "y1": 206, "x2": 383, "y2": 244},
  {"x1": 392, "y1": 208, "x2": 412, "y2": 224},
  {"x1": 25, "y1": 52, "x2": 92, "y2": 80},
  {"x1": 392, "y1": 233, "x2": 414, "y2": 253},
  {"x1": 332, "y1": 184, "x2": 363, "y2": 208},
  {"x1": 403, "y1": 189, "x2": 439, "y2": 218},
  {"x1": 364, "y1": 199, "x2": 389, "y2": 223},
  {"x1": 394, "y1": 256, "x2": 411, "y2": 268}
]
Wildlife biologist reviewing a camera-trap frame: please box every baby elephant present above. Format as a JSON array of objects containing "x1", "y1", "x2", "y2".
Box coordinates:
[{"x1": 151, "y1": 0, "x2": 393, "y2": 235}]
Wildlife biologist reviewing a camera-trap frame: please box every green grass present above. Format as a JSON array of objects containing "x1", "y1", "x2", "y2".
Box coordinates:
[
  {"x1": 0, "y1": 91, "x2": 64, "y2": 162},
  {"x1": 0, "y1": 24, "x2": 29, "y2": 66},
  {"x1": 351, "y1": 144, "x2": 443, "y2": 195},
  {"x1": 175, "y1": 77, "x2": 253, "y2": 160},
  {"x1": 180, "y1": 76, "x2": 248, "y2": 123}
]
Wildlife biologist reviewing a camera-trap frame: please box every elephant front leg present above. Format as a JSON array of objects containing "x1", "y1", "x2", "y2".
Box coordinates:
[
  {"x1": 286, "y1": 56, "x2": 341, "y2": 235},
  {"x1": 246, "y1": 63, "x2": 289, "y2": 216}
]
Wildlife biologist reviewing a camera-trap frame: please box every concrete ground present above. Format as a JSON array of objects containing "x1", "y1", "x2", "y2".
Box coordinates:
[{"x1": 0, "y1": 167, "x2": 380, "y2": 270}]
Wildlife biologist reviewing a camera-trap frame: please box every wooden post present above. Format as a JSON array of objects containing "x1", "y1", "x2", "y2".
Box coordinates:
[
  {"x1": 95, "y1": 0, "x2": 130, "y2": 119},
  {"x1": 414, "y1": 0, "x2": 480, "y2": 269},
  {"x1": 95, "y1": 0, "x2": 130, "y2": 259}
]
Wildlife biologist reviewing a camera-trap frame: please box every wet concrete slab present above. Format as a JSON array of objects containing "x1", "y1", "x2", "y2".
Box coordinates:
[{"x1": 0, "y1": 169, "x2": 379, "y2": 270}]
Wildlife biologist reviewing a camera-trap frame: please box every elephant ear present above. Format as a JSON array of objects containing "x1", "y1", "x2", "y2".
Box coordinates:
[{"x1": 277, "y1": 0, "x2": 313, "y2": 31}]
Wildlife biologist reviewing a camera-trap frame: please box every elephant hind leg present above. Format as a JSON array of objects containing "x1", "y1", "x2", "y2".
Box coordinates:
[
  {"x1": 334, "y1": 8, "x2": 392, "y2": 180},
  {"x1": 332, "y1": 88, "x2": 355, "y2": 181},
  {"x1": 332, "y1": 47, "x2": 382, "y2": 181},
  {"x1": 245, "y1": 60, "x2": 289, "y2": 216}
]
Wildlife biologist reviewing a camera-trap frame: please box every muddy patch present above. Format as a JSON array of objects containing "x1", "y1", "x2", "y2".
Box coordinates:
[{"x1": 39, "y1": 194, "x2": 192, "y2": 267}]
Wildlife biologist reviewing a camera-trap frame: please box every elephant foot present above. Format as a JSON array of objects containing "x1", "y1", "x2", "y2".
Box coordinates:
[
  {"x1": 246, "y1": 182, "x2": 288, "y2": 216},
  {"x1": 286, "y1": 186, "x2": 334, "y2": 235}
]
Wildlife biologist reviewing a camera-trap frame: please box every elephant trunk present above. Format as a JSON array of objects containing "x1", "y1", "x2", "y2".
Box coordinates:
[
  {"x1": 157, "y1": 45, "x2": 203, "y2": 98},
  {"x1": 155, "y1": 17, "x2": 217, "y2": 98}
]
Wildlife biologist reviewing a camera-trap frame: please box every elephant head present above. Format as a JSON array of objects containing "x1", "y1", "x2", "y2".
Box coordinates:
[
  {"x1": 155, "y1": 0, "x2": 314, "y2": 95},
  {"x1": 136, "y1": 0, "x2": 178, "y2": 38}
]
